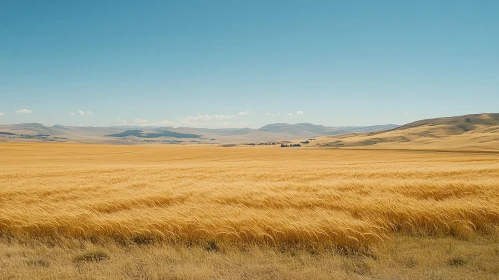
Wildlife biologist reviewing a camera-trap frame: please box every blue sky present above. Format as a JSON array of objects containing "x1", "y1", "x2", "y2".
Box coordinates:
[{"x1": 1, "y1": 0, "x2": 498, "y2": 128}]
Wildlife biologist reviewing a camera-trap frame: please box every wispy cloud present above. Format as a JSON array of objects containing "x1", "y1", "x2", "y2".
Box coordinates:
[
  {"x1": 267, "y1": 111, "x2": 302, "y2": 117},
  {"x1": 150, "y1": 120, "x2": 175, "y2": 126},
  {"x1": 172, "y1": 120, "x2": 250, "y2": 129},
  {"x1": 181, "y1": 114, "x2": 236, "y2": 121},
  {"x1": 0, "y1": 112, "x2": 4, "y2": 117},
  {"x1": 16, "y1": 109, "x2": 32, "y2": 114},
  {"x1": 266, "y1": 112, "x2": 284, "y2": 117},
  {"x1": 78, "y1": 110, "x2": 94, "y2": 116},
  {"x1": 133, "y1": 119, "x2": 149, "y2": 125},
  {"x1": 118, "y1": 112, "x2": 246, "y2": 129},
  {"x1": 174, "y1": 114, "x2": 240, "y2": 128},
  {"x1": 117, "y1": 119, "x2": 152, "y2": 126},
  {"x1": 238, "y1": 111, "x2": 249, "y2": 116},
  {"x1": 69, "y1": 112, "x2": 74, "y2": 116}
]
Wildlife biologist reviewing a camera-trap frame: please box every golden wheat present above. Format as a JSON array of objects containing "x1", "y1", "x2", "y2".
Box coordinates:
[{"x1": 1, "y1": 143, "x2": 498, "y2": 251}]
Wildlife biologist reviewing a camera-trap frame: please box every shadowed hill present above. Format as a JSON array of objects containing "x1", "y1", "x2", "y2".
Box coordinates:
[
  {"x1": 6, "y1": 123, "x2": 64, "y2": 135},
  {"x1": 393, "y1": 113, "x2": 499, "y2": 133},
  {"x1": 315, "y1": 113, "x2": 499, "y2": 151}
]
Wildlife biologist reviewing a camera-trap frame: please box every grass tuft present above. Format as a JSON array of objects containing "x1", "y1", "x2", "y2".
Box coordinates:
[
  {"x1": 132, "y1": 235, "x2": 155, "y2": 245},
  {"x1": 447, "y1": 257, "x2": 467, "y2": 266},
  {"x1": 205, "y1": 240, "x2": 219, "y2": 252},
  {"x1": 26, "y1": 259, "x2": 50, "y2": 267},
  {"x1": 342, "y1": 257, "x2": 372, "y2": 275},
  {"x1": 73, "y1": 250, "x2": 110, "y2": 263}
]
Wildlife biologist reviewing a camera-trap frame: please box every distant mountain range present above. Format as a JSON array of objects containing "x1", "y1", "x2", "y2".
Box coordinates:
[
  {"x1": 0, "y1": 122, "x2": 398, "y2": 144},
  {"x1": 2, "y1": 114, "x2": 497, "y2": 150}
]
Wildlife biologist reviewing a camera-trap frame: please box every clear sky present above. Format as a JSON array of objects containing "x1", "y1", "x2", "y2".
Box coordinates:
[{"x1": 1, "y1": 0, "x2": 498, "y2": 128}]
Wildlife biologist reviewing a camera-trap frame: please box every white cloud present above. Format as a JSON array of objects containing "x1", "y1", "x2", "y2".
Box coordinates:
[
  {"x1": 203, "y1": 121, "x2": 250, "y2": 128},
  {"x1": 182, "y1": 114, "x2": 236, "y2": 121},
  {"x1": 183, "y1": 115, "x2": 209, "y2": 121},
  {"x1": 146, "y1": 118, "x2": 247, "y2": 129},
  {"x1": 69, "y1": 112, "x2": 74, "y2": 116},
  {"x1": 296, "y1": 111, "x2": 304, "y2": 115},
  {"x1": 171, "y1": 112, "x2": 248, "y2": 128},
  {"x1": 266, "y1": 112, "x2": 284, "y2": 117},
  {"x1": 16, "y1": 109, "x2": 32, "y2": 114},
  {"x1": 215, "y1": 114, "x2": 236, "y2": 120},
  {"x1": 0, "y1": 112, "x2": 3, "y2": 117},
  {"x1": 133, "y1": 119, "x2": 149, "y2": 125},
  {"x1": 150, "y1": 120, "x2": 176, "y2": 126},
  {"x1": 78, "y1": 110, "x2": 94, "y2": 116},
  {"x1": 119, "y1": 113, "x2": 246, "y2": 129},
  {"x1": 178, "y1": 120, "x2": 250, "y2": 129},
  {"x1": 288, "y1": 113, "x2": 293, "y2": 116},
  {"x1": 118, "y1": 119, "x2": 155, "y2": 126}
]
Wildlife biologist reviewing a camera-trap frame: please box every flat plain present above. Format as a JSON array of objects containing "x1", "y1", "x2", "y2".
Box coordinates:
[{"x1": 1, "y1": 143, "x2": 498, "y2": 279}]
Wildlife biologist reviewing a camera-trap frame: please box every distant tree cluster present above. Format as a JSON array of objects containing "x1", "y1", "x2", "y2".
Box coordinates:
[
  {"x1": 246, "y1": 142, "x2": 277, "y2": 146},
  {"x1": 107, "y1": 130, "x2": 201, "y2": 139},
  {"x1": 0, "y1": 132, "x2": 15, "y2": 135},
  {"x1": 280, "y1": 143, "x2": 301, "y2": 147}
]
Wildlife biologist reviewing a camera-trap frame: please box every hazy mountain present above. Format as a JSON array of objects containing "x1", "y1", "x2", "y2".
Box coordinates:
[
  {"x1": 0, "y1": 122, "x2": 398, "y2": 144},
  {"x1": 6, "y1": 123, "x2": 64, "y2": 135},
  {"x1": 259, "y1": 123, "x2": 331, "y2": 134}
]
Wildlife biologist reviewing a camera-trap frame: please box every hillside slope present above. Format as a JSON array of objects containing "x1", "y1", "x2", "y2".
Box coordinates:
[{"x1": 315, "y1": 113, "x2": 499, "y2": 151}]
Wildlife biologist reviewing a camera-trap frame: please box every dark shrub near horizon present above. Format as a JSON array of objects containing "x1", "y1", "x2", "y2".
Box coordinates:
[{"x1": 107, "y1": 130, "x2": 201, "y2": 139}]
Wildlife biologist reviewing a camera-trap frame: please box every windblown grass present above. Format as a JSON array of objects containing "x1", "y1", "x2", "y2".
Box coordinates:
[{"x1": 0, "y1": 143, "x2": 498, "y2": 252}]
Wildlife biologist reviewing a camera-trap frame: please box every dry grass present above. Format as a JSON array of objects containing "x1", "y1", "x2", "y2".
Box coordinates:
[
  {"x1": 1, "y1": 235, "x2": 498, "y2": 279},
  {"x1": 1, "y1": 143, "x2": 499, "y2": 278}
]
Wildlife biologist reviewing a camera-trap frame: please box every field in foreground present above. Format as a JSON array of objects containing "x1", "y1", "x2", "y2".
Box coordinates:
[{"x1": 1, "y1": 143, "x2": 499, "y2": 279}]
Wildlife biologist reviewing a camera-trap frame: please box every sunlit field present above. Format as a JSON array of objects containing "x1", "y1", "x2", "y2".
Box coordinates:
[{"x1": 1, "y1": 143, "x2": 498, "y2": 279}]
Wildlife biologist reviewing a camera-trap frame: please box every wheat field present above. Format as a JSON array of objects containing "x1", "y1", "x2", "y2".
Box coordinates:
[
  {"x1": 1, "y1": 143, "x2": 498, "y2": 247},
  {"x1": 1, "y1": 143, "x2": 499, "y2": 278}
]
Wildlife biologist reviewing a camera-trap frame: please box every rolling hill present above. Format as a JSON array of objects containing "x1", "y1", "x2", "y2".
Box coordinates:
[{"x1": 315, "y1": 113, "x2": 499, "y2": 151}]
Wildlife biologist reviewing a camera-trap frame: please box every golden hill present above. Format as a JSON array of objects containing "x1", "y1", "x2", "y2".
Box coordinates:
[{"x1": 315, "y1": 113, "x2": 499, "y2": 151}]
